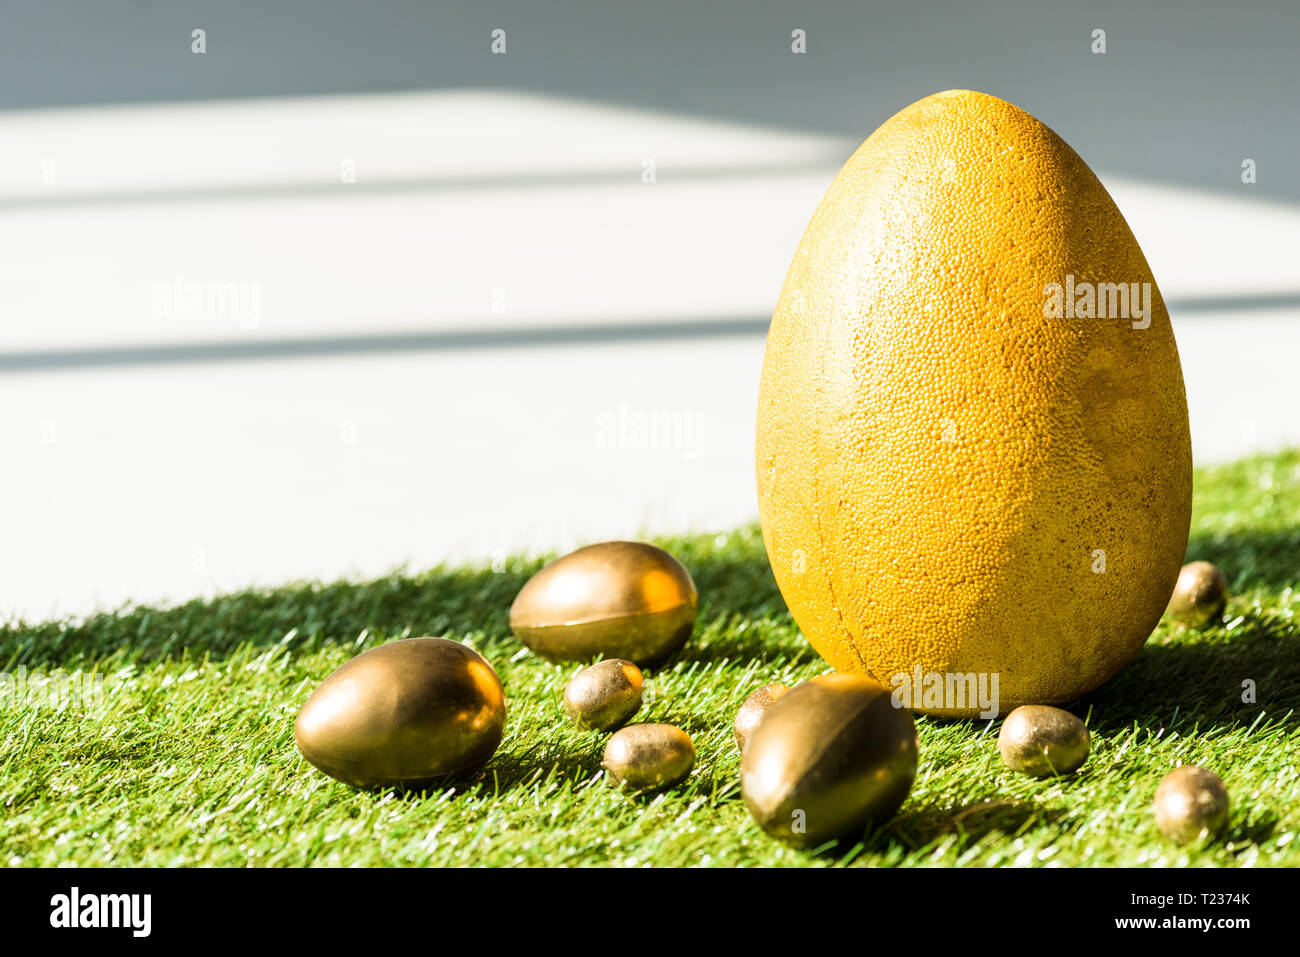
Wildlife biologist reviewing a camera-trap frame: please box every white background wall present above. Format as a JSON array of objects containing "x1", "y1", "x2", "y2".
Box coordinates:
[{"x1": 2, "y1": 5, "x2": 1297, "y2": 620}]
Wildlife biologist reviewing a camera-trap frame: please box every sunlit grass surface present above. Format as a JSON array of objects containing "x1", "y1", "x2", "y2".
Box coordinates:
[{"x1": 2, "y1": 450, "x2": 1297, "y2": 866}]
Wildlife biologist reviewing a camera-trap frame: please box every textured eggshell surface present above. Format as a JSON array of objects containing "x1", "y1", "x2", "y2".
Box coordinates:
[{"x1": 755, "y1": 90, "x2": 1192, "y2": 716}]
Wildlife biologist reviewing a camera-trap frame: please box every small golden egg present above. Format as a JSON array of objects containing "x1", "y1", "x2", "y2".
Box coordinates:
[
  {"x1": 1154, "y1": 766, "x2": 1229, "y2": 844},
  {"x1": 733, "y1": 682, "x2": 790, "y2": 753},
  {"x1": 1166, "y1": 561, "x2": 1229, "y2": 628},
  {"x1": 602, "y1": 723, "x2": 695, "y2": 792},
  {"x1": 741, "y1": 675, "x2": 917, "y2": 848},
  {"x1": 509, "y1": 541, "x2": 698, "y2": 665},
  {"x1": 294, "y1": 637, "x2": 506, "y2": 789},
  {"x1": 563, "y1": 658, "x2": 644, "y2": 731},
  {"x1": 997, "y1": 705, "x2": 1091, "y2": 777}
]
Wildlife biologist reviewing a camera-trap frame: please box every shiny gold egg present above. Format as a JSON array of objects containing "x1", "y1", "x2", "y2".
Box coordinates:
[
  {"x1": 294, "y1": 637, "x2": 506, "y2": 789},
  {"x1": 997, "y1": 705, "x2": 1091, "y2": 777},
  {"x1": 509, "y1": 541, "x2": 698, "y2": 665},
  {"x1": 741, "y1": 674, "x2": 918, "y2": 849},
  {"x1": 1166, "y1": 561, "x2": 1229, "y2": 628},
  {"x1": 1154, "y1": 766, "x2": 1230, "y2": 844},
  {"x1": 564, "y1": 658, "x2": 644, "y2": 731},
  {"x1": 733, "y1": 682, "x2": 790, "y2": 754},
  {"x1": 602, "y1": 723, "x2": 695, "y2": 792}
]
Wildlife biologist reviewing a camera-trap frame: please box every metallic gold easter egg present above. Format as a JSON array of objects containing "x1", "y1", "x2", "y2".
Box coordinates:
[
  {"x1": 602, "y1": 723, "x2": 695, "y2": 792},
  {"x1": 509, "y1": 541, "x2": 698, "y2": 665},
  {"x1": 564, "y1": 658, "x2": 644, "y2": 731},
  {"x1": 733, "y1": 682, "x2": 790, "y2": 754},
  {"x1": 1166, "y1": 561, "x2": 1229, "y2": 628},
  {"x1": 997, "y1": 705, "x2": 1091, "y2": 777},
  {"x1": 1154, "y1": 766, "x2": 1229, "y2": 844},
  {"x1": 294, "y1": 637, "x2": 506, "y2": 789},
  {"x1": 741, "y1": 674, "x2": 918, "y2": 848}
]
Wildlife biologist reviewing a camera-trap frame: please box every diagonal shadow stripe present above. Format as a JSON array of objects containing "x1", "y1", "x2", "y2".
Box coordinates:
[
  {"x1": 0, "y1": 316, "x2": 773, "y2": 374},
  {"x1": 1167, "y1": 291, "x2": 1300, "y2": 314},
  {"x1": 1, "y1": 290, "x2": 1296, "y2": 375},
  {"x1": 0, "y1": 160, "x2": 843, "y2": 213}
]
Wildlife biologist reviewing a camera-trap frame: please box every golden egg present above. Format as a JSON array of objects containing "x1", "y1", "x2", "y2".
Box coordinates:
[
  {"x1": 733, "y1": 682, "x2": 790, "y2": 754},
  {"x1": 1166, "y1": 561, "x2": 1229, "y2": 628},
  {"x1": 602, "y1": 723, "x2": 695, "y2": 792},
  {"x1": 294, "y1": 637, "x2": 506, "y2": 789},
  {"x1": 564, "y1": 658, "x2": 645, "y2": 731},
  {"x1": 509, "y1": 541, "x2": 698, "y2": 665},
  {"x1": 741, "y1": 674, "x2": 918, "y2": 848},
  {"x1": 997, "y1": 705, "x2": 1091, "y2": 777},
  {"x1": 1154, "y1": 766, "x2": 1230, "y2": 844}
]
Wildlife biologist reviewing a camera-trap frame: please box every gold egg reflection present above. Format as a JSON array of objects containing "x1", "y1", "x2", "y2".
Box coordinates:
[
  {"x1": 741, "y1": 674, "x2": 918, "y2": 848},
  {"x1": 509, "y1": 541, "x2": 698, "y2": 665},
  {"x1": 294, "y1": 637, "x2": 506, "y2": 789}
]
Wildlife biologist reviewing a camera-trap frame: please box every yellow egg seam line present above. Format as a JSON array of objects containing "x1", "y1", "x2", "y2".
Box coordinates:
[
  {"x1": 809, "y1": 289, "x2": 869, "y2": 677},
  {"x1": 812, "y1": 491, "x2": 867, "y2": 674}
]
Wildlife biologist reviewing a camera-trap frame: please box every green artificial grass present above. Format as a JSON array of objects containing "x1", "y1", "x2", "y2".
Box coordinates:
[{"x1": 2, "y1": 450, "x2": 1298, "y2": 867}]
